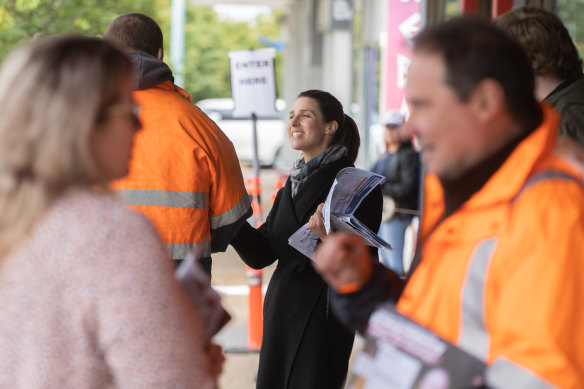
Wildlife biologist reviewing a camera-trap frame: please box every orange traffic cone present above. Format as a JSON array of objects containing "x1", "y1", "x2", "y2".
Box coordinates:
[
  {"x1": 270, "y1": 173, "x2": 287, "y2": 205},
  {"x1": 246, "y1": 266, "x2": 263, "y2": 350},
  {"x1": 245, "y1": 176, "x2": 263, "y2": 350}
]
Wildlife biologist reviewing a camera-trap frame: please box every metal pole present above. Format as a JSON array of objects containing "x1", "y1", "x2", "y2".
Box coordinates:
[
  {"x1": 170, "y1": 0, "x2": 186, "y2": 87},
  {"x1": 248, "y1": 112, "x2": 263, "y2": 351},
  {"x1": 251, "y1": 112, "x2": 261, "y2": 224}
]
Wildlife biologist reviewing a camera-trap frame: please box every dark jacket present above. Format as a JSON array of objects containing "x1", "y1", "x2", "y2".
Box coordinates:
[
  {"x1": 126, "y1": 50, "x2": 174, "y2": 90},
  {"x1": 378, "y1": 143, "x2": 420, "y2": 213},
  {"x1": 545, "y1": 74, "x2": 584, "y2": 147},
  {"x1": 231, "y1": 156, "x2": 382, "y2": 389}
]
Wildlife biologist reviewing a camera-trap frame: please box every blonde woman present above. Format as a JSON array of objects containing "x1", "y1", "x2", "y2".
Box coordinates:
[{"x1": 0, "y1": 36, "x2": 222, "y2": 388}]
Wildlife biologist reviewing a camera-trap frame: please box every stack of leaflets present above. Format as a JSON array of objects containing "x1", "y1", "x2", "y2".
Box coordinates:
[
  {"x1": 347, "y1": 304, "x2": 486, "y2": 389},
  {"x1": 288, "y1": 167, "x2": 391, "y2": 260},
  {"x1": 175, "y1": 253, "x2": 231, "y2": 345}
]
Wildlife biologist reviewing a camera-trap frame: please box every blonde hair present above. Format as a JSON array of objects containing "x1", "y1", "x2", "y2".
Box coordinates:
[{"x1": 0, "y1": 35, "x2": 132, "y2": 257}]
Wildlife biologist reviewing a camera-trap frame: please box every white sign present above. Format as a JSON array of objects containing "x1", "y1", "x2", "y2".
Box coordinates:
[
  {"x1": 228, "y1": 48, "x2": 278, "y2": 118},
  {"x1": 398, "y1": 12, "x2": 421, "y2": 41},
  {"x1": 397, "y1": 54, "x2": 411, "y2": 89}
]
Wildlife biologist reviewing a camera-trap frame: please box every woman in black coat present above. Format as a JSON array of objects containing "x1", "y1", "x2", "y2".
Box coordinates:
[{"x1": 231, "y1": 90, "x2": 382, "y2": 389}]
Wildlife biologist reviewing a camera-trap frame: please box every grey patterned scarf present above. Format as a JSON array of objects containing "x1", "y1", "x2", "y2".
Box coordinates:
[{"x1": 289, "y1": 144, "x2": 348, "y2": 198}]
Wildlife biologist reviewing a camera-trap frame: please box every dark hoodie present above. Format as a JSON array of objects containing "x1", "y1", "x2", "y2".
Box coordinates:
[{"x1": 126, "y1": 51, "x2": 174, "y2": 90}]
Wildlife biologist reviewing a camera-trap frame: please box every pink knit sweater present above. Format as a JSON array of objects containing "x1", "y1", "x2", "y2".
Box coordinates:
[{"x1": 0, "y1": 189, "x2": 216, "y2": 388}]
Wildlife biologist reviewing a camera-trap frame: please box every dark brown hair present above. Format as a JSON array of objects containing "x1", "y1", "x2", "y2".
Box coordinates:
[
  {"x1": 105, "y1": 13, "x2": 163, "y2": 57},
  {"x1": 414, "y1": 15, "x2": 542, "y2": 131},
  {"x1": 495, "y1": 6, "x2": 582, "y2": 80},
  {"x1": 297, "y1": 89, "x2": 360, "y2": 163}
]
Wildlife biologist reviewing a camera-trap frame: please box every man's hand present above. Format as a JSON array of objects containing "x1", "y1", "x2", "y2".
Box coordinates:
[
  {"x1": 313, "y1": 232, "x2": 372, "y2": 294},
  {"x1": 308, "y1": 203, "x2": 327, "y2": 240}
]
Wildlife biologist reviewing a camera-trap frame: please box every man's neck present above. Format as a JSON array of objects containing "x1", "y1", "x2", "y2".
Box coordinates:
[
  {"x1": 439, "y1": 128, "x2": 532, "y2": 217},
  {"x1": 535, "y1": 76, "x2": 563, "y2": 101}
]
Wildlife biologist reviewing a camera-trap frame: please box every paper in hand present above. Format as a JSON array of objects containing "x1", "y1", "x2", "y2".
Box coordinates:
[
  {"x1": 288, "y1": 167, "x2": 391, "y2": 260},
  {"x1": 175, "y1": 252, "x2": 231, "y2": 345}
]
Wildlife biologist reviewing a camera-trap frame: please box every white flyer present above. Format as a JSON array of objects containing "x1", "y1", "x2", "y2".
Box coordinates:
[
  {"x1": 346, "y1": 304, "x2": 487, "y2": 389},
  {"x1": 288, "y1": 167, "x2": 391, "y2": 260}
]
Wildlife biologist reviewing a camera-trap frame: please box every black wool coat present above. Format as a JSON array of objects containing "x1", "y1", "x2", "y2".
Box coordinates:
[
  {"x1": 231, "y1": 156, "x2": 382, "y2": 389},
  {"x1": 379, "y1": 143, "x2": 420, "y2": 212}
]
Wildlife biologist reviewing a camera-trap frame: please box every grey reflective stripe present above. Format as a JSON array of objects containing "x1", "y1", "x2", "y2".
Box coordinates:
[
  {"x1": 458, "y1": 238, "x2": 498, "y2": 360},
  {"x1": 118, "y1": 189, "x2": 208, "y2": 209},
  {"x1": 487, "y1": 357, "x2": 556, "y2": 388},
  {"x1": 512, "y1": 170, "x2": 582, "y2": 203},
  {"x1": 460, "y1": 169, "x2": 581, "y2": 357},
  {"x1": 458, "y1": 169, "x2": 578, "y2": 387},
  {"x1": 210, "y1": 194, "x2": 252, "y2": 230},
  {"x1": 168, "y1": 241, "x2": 211, "y2": 260}
]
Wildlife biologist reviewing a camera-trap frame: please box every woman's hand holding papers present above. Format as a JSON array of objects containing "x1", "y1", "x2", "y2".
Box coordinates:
[
  {"x1": 308, "y1": 203, "x2": 328, "y2": 240},
  {"x1": 313, "y1": 232, "x2": 372, "y2": 294}
]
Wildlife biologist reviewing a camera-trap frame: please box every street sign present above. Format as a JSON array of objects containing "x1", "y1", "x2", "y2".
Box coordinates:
[{"x1": 228, "y1": 48, "x2": 278, "y2": 118}]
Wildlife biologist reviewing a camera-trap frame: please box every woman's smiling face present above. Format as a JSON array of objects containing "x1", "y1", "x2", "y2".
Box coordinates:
[{"x1": 287, "y1": 97, "x2": 335, "y2": 162}]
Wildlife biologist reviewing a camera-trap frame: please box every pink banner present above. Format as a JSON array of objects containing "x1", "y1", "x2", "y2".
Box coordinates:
[{"x1": 382, "y1": 0, "x2": 421, "y2": 115}]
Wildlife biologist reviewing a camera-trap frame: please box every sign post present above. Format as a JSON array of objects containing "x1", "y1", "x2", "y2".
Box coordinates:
[{"x1": 228, "y1": 48, "x2": 277, "y2": 351}]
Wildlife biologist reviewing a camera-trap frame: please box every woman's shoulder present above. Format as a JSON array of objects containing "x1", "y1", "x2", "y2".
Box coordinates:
[
  {"x1": 56, "y1": 189, "x2": 150, "y2": 224},
  {"x1": 32, "y1": 189, "x2": 168, "y2": 271},
  {"x1": 46, "y1": 189, "x2": 161, "y2": 248},
  {"x1": 319, "y1": 155, "x2": 354, "y2": 176},
  {"x1": 5, "y1": 189, "x2": 169, "y2": 296}
]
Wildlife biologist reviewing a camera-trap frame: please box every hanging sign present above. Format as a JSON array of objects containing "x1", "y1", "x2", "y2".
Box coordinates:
[{"x1": 228, "y1": 48, "x2": 278, "y2": 118}]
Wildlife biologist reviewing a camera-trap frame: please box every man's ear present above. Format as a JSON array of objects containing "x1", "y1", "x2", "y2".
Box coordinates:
[
  {"x1": 157, "y1": 48, "x2": 163, "y2": 60},
  {"x1": 470, "y1": 78, "x2": 505, "y2": 122}
]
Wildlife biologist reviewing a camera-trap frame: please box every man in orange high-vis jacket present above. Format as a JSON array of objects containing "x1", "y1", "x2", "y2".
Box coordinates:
[
  {"x1": 105, "y1": 14, "x2": 251, "y2": 275},
  {"x1": 314, "y1": 16, "x2": 584, "y2": 388}
]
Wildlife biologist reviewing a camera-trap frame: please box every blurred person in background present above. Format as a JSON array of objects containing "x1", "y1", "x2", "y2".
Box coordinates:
[
  {"x1": 230, "y1": 90, "x2": 382, "y2": 389},
  {"x1": 495, "y1": 6, "x2": 584, "y2": 147},
  {"x1": 0, "y1": 35, "x2": 222, "y2": 388},
  {"x1": 369, "y1": 110, "x2": 420, "y2": 275}
]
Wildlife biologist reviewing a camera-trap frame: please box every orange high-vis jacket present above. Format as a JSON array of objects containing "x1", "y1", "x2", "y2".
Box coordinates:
[
  {"x1": 112, "y1": 79, "x2": 250, "y2": 260},
  {"x1": 398, "y1": 105, "x2": 584, "y2": 388}
]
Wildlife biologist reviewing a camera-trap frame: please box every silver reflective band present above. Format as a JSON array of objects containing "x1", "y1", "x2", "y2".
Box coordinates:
[
  {"x1": 210, "y1": 194, "x2": 252, "y2": 230},
  {"x1": 168, "y1": 241, "x2": 211, "y2": 261},
  {"x1": 458, "y1": 238, "x2": 498, "y2": 360},
  {"x1": 487, "y1": 357, "x2": 556, "y2": 388},
  {"x1": 512, "y1": 170, "x2": 583, "y2": 203},
  {"x1": 456, "y1": 169, "x2": 580, "y2": 387},
  {"x1": 118, "y1": 189, "x2": 208, "y2": 209},
  {"x1": 460, "y1": 169, "x2": 582, "y2": 360}
]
